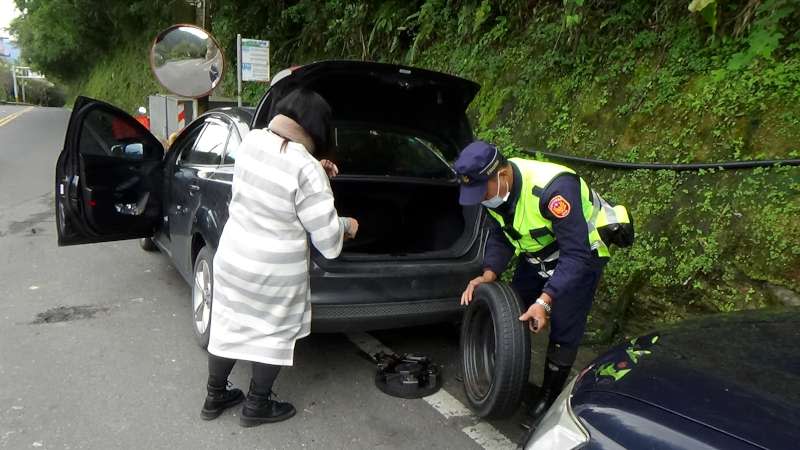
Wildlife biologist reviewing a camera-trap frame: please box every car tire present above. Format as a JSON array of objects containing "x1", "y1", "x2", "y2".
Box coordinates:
[
  {"x1": 191, "y1": 246, "x2": 214, "y2": 349},
  {"x1": 460, "y1": 282, "x2": 531, "y2": 419},
  {"x1": 139, "y1": 237, "x2": 158, "y2": 252}
]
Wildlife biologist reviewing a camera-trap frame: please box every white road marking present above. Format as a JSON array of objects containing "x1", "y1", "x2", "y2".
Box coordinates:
[
  {"x1": 462, "y1": 422, "x2": 517, "y2": 450},
  {"x1": 346, "y1": 332, "x2": 516, "y2": 450},
  {"x1": 425, "y1": 389, "x2": 473, "y2": 418}
]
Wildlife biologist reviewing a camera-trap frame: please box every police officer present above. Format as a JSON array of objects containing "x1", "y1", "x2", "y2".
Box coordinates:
[{"x1": 455, "y1": 141, "x2": 631, "y2": 424}]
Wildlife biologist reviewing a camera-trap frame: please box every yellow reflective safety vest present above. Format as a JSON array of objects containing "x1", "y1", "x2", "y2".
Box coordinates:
[{"x1": 486, "y1": 158, "x2": 632, "y2": 259}]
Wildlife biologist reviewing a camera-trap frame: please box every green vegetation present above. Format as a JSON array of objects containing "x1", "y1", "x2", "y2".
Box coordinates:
[
  {"x1": 71, "y1": 40, "x2": 162, "y2": 112},
  {"x1": 11, "y1": 0, "x2": 800, "y2": 338},
  {"x1": 10, "y1": 0, "x2": 191, "y2": 109},
  {"x1": 0, "y1": 59, "x2": 11, "y2": 102}
]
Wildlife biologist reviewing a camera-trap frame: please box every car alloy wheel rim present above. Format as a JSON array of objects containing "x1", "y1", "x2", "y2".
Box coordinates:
[
  {"x1": 192, "y1": 259, "x2": 211, "y2": 335},
  {"x1": 464, "y1": 304, "x2": 497, "y2": 402}
]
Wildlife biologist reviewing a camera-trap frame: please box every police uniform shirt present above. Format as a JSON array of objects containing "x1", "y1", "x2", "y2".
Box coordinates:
[{"x1": 483, "y1": 161, "x2": 606, "y2": 301}]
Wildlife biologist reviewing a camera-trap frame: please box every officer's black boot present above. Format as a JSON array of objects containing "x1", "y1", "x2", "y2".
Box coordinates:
[
  {"x1": 526, "y1": 361, "x2": 572, "y2": 426},
  {"x1": 201, "y1": 382, "x2": 245, "y2": 420},
  {"x1": 239, "y1": 380, "x2": 296, "y2": 427}
]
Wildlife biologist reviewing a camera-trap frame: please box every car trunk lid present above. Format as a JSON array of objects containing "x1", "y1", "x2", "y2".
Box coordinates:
[{"x1": 252, "y1": 60, "x2": 480, "y2": 159}]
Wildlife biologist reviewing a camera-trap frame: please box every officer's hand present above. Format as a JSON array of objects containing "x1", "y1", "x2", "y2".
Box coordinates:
[
  {"x1": 519, "y1": 304, "x2": 549, "y2": 333},
  {"x1": 460, "y1": 270, "x2": 497, "y2": 306},
  {"x1": 320, "y1": 159, "x2": 339, "y2": 178}
]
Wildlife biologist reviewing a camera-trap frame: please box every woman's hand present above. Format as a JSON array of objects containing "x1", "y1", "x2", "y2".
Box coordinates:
[
  {"x1": 345, "y1": 218, "x2": 359, "y2": 240},
  {"x1": 460, "y1": 270, "x2": 497, "y2": 306},
  {"x1": 320, "y1": 159, "x2": 339, "y2": 178}
]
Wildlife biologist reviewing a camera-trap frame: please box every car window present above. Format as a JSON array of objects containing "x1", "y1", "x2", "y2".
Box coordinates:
[
  {"x1": 181, "y1": 119, "x2": 228, "y2": 166},
  {"x1": 78, "y1": 108, "x2": 160, "y2": 161},
  {"x1": 168, "y1": 125, "x2": 203, "y2": 159},
  {"x1": 223, "y1": 130, "x2": 241, "y2": 165},
  {"x1": 333, "y1": 127, "x2": 454, "y2": 179}
]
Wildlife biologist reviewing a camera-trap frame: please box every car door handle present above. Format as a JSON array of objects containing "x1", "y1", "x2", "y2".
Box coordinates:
[{"x1": 188, "y1": 185, "x2": 200, "y2": 191}]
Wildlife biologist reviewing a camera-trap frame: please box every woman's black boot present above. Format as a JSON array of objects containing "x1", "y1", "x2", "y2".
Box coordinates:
[
  {"x1": 202, "y1": 355, "x2": 243, "y2": 420},
  {"x1": 201, "y1": 382, "x2": 245, "y2": 420},
  {"x1": 240, "y1": 380, "x2": 296, "y2": 427}
]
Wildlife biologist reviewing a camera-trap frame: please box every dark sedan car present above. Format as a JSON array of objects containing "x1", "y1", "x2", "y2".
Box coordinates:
[
  {"x1": 55, "y1": 60, "x2": 486, "y2": 347},
  {"x1": 526, "y1": 308, "x2": 800, "y2": 450}
]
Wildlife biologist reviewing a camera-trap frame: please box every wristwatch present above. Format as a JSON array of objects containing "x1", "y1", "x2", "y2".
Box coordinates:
[{"x1": 535, "y1": 298, "x2": 552, "y2": 316}]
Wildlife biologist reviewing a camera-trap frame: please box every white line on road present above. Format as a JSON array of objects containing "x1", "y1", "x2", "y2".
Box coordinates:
[
  {"x1": 463, "y1": 422, "x2": 518, "y2": 450},
  {"x1": 346, "y1": 332, "x2": 516, "y2": 450},
  {"x1": 425, "y1": 388, "x2": 474, "y2": 418}
]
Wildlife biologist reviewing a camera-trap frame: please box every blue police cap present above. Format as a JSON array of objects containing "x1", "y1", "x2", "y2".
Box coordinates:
[{"x1": 453, "y1": 141, "x2": 503, "y2": 205}]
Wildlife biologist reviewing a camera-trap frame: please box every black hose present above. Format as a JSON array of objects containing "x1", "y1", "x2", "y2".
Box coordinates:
[{"x1": 527, "y1": 149, "x2": 800, "y2": 171}]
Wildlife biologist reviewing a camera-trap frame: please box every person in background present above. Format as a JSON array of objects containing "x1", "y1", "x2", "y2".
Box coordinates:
[
  {"x1": 200, "y1": 88, "x2": 359, "y2": 427},
  {"x1": 166, "y1": 130, "x2": 181, "y2": 150},
  {"x1": 134, "y1": 106, "x2": 150, "y2": 130}
]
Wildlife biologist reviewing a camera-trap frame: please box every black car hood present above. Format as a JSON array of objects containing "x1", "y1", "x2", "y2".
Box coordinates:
[
  {"x1": 574, "y1": 308, "x2": 800, "y2": 449},
  {"x1": 252, "y1": 60, "x2": 480, "y2": 159}
]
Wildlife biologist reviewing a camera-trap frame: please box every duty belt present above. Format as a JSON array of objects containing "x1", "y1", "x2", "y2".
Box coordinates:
[{"x1": 523, "y1": 250, "x2": 559, "y2": 278}]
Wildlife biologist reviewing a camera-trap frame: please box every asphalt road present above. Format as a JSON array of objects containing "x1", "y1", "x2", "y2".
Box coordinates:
[
  {"x1": 154, "y1": 58, "x2": 221, "y2": 97},
  {"x1": 0, "y1": 105, "x2": 597, "y2": 450}
]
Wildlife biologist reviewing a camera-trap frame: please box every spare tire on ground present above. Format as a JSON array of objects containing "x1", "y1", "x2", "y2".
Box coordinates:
[{"x1": 460, "y1": 282, "x2": 531, "y2": 418}]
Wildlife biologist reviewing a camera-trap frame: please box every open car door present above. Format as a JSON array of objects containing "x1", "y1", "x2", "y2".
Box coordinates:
[{"x1": 55, "y1": 96, "x2": 164, "y2": 246}]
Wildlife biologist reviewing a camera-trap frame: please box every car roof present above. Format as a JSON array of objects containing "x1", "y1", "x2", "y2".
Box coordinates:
[{"x1": 208, "y1": 106, "x2": 254, "y2": 125}]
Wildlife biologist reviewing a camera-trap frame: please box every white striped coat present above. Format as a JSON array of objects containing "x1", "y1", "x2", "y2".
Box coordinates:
[{"x1": 207, "y1": 129, "x2": 347, "y2": 366}]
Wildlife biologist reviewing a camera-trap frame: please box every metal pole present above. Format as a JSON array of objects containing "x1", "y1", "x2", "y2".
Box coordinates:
[
  {"x1": 12, "y1": 65, "x2": 18, "y2": 102},
  {"x1": 21, "y1": 79, "x2": 26, "y2": 104},
  {"x1": 237, "y1": 34, "x2": 242, "y2": 107}
]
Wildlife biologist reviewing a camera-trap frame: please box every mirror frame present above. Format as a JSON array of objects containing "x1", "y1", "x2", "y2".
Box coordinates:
[{"x1": 149, "y1": 24, "x2": 226, "y2": 99}]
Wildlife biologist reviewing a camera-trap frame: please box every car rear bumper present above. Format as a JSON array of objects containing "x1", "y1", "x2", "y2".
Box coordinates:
[
  {"x1": 307, "y1": 233, "x2": 485, "y2": 332},
  {"x1": 311, "y1": 297, "x2": 463, "y2": 332}
]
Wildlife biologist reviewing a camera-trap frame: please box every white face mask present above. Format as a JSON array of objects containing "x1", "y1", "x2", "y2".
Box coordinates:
[{"x1": 481, "y1": 172, "x2": 510, "y2": 208}]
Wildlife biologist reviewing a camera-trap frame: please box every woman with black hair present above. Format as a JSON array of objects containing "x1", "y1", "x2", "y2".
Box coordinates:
[{"x1": 199, "y1": 88, "x2": 359, "y2": 427}]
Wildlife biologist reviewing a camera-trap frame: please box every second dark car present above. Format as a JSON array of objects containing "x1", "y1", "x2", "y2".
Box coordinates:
[{"x1": 525, "y1": 308, "x2": 800, "y2": 449}]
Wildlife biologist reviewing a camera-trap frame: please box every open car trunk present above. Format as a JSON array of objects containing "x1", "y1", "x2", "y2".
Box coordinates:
[
  {"x1": 251, "y1": 61, "x2": 483, "y2": 261},
  {"x1": 330, "y1": 178, "x2": 480, "y2": 260}
]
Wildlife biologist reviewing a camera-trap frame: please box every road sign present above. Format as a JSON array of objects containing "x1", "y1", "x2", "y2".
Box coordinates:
[{"x1": 241, "y1": 38, "x2": 270, "y2": 82}]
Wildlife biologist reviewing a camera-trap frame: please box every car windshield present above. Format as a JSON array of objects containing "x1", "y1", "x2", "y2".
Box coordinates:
[{"x1": 333, "y1": 127, "x2": 454, "y2": 179}]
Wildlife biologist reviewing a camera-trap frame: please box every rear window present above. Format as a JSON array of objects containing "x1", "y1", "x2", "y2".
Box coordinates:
[{"x1": 333, "y1": 127, "x2": 454, "y2": 179}]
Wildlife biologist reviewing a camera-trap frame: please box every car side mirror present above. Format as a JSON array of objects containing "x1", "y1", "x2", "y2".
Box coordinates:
[{"x1": 110, "y1": 143, "x2": 145, "y2": 160}]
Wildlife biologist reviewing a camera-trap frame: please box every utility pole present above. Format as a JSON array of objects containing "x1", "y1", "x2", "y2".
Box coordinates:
[
  {"x1": 12, "y1": 67, "x2": 48, "y2": 104},
  {"x1": 237, "y1": 34, "x2": 242, "y2": 107},
  {"x1": 11, "y1": 64, "x2": 18, "y2": 102},
  {"x1": 196, "y1": 0, "x2": 209, "y2": 114},
  {"x1": 192, "y1": 0, "x2": 208, "y2": 31}
]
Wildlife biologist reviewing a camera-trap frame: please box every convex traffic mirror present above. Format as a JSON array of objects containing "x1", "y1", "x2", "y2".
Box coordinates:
[{"x1": 150, "y1": 24, "x2": 224, "y2": 98}]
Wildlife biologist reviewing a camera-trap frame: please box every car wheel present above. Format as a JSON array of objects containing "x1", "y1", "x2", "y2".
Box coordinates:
[
  {"x1": 461, "y1": 282, "x2": 531, "y2": 419},
  {"x1": 139, "y1": 237, "x2": 158, "y2": 252},
  {"x1": 192, "y1": 246, "x2": 214, "y2": 349}
]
